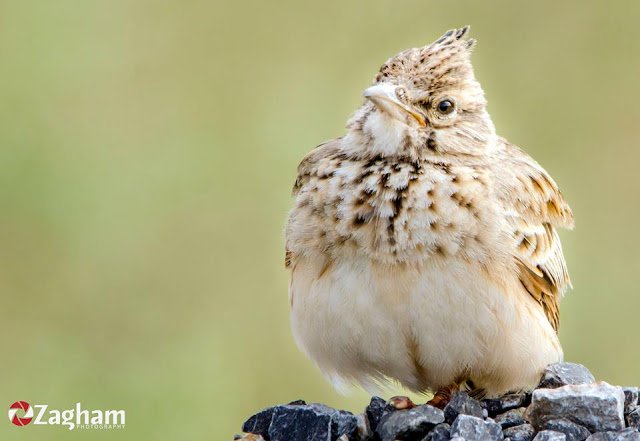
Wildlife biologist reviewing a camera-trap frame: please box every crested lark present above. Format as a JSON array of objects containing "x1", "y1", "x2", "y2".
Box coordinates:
[{"x1": 285, "y1": 26, "x2": 573, "y2": 406}]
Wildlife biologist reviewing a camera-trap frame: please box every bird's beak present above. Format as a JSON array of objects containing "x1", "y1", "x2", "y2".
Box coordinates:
[{"x1": 363, "y1": 83, "x2": 426, "y2": 127}]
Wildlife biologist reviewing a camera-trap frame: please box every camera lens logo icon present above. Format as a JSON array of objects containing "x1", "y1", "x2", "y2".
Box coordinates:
[{"x1": 8, "y1": 401, "x2": 33, "y2": 427}]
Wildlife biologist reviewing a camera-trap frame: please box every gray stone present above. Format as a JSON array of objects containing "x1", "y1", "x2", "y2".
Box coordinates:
[
  {"x1": 534, "y1": 431, "x2": 567, "y2": 441},
  {"x1": 623, "y1": 388, "x2": 640, "y2": 414},
  {"x1": 541, "y1": 419, "x2": 590, "y2": 441},
  {"x1": 365, "y1": 396, "x2": 392, "y2": 433},
  {"x1": 450, "y1": 414, "x2": 503, "y2": 441},
  {"x1": 538, "y1": 363, "x2": 596, "y2": 389},
  {"x1": 445, "y1": 392, "x2": 485, "y2": 424},
  {"x1": 484, "y1": 394, "x2": 529, "y2": 418},
  {"x1": 527, "y1": 382, "x2": 625, "y2": 432},
  {"x1": 587, "y1": 428, "x2": 640, "y2": 441},
  {"x1": 423, "y1": 423, "x2": 451, "y2": 441},
  {"x1": 243, "y1": 406, "x2": 276, "y2": 438},
  {"x1": 242, "y1": 403, "x2": 358, "y2": 441},
  {"x1": 355, "y1": 414, "x2": 370, "y2": 441},
  {"x1": 495, "y1": 407, "x2": 526, "y2": 429},
  {"x1": 268, "y1": 408, "x2": 332, "y2": 441},
  {"x1": 503, "y1": 423, "x2": 535, "y2": 441},
  {"x1": 585, "y1": 433, "x2": 615, "y2": 441},
  {"x1": 626, "y1": 406, "x2": 640, "y2": 429},
  {"x1": 620, "y1": 430, "x2": 640, "y2": 441},
  {"x1": 376, "y1": 404, "x2": 445, "y2": 441}
]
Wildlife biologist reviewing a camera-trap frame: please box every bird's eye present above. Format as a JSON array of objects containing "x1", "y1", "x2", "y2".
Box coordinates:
[{"x1": 436, "y1": 99, "x2": 455, "y2": 115}]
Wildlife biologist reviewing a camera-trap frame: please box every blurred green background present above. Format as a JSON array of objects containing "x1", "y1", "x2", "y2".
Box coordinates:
[{"x1": 1, "y1": 1, "x2": 639, "y2": 439}]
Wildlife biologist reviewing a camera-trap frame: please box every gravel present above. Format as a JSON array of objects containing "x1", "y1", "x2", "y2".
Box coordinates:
[
  {"x1": 537, "y1": 418, "x2": 591, "y2": 441},
  {"x1": 449, "y1": 414, "x2": 503, "y2": 441},
  {"x1": 624, "y1": 388, "x2": 640, "y2": 413},
  {"x1": 375, "y1": 404, "x2": 444, "y2": 441},
  {"x1": 537, "y1": 363, "x2": 595, "y2": 389},
  {"x1": 526, "y1": 382, "x2": 625, "y2": 432},
  {"x1": 494, "y1": 407, "x2": 526, "y2": 429},
  {"x1": 238, "y1": 363, "x2": 640, "y2": 441},
  {"x1": 533, "y1": 431, "x2": 567, "y2": 441},
  {"x1": 503, "y1": 423, "x2": 536, "y2": 441},
  {"x1": 444, "y1": 392, "x2": 485, "y2": 424}
]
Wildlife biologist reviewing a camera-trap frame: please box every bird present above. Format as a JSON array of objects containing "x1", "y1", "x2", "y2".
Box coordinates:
[{"x1": 284, "y1": 26, "x2": 573, "y2": 408}]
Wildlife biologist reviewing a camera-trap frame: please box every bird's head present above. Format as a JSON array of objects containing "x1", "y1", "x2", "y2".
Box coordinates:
[{"x1": 345, "y1": 26, "x2": 496, "y2": 159}]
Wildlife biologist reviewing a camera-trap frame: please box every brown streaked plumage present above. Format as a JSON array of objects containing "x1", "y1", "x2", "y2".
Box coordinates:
[
  {"x1": 496, "y1": 142, "x2": 573, "y2": 332},
  {"x1": 285, "y1": 26, "x2": 573, "y2": 405}
]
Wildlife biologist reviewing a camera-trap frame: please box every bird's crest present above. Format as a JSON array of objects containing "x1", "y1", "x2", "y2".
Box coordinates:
[{"x1": 374, "y1": 26, "x2": 476, "y2": 92}]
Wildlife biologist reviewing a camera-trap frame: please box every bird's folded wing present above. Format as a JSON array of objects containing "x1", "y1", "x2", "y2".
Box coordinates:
[
  {"x1": 292, "y1": 139, "x2": 342, "y2": 196},
  {"x1": 495, "y1": 139, "x2": 574, "y2": 332},
  {"x1": 286, "y1": 139, "x2": 342, "y2": 268}
]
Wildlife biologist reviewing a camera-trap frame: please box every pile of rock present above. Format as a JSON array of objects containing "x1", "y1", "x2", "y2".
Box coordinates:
[{"x1": 238, "y1": 363, "x2": 640, "y2": 441}]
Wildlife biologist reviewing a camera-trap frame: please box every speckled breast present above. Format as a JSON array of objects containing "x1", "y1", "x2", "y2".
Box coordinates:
[{"x1": 288, "y1": 154, "x2": 504, "y2": 265}]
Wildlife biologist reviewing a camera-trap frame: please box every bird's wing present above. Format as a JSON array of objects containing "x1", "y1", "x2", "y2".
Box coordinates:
[
  {"x1": 494, "y1": 139, "x2": 574, "y2": 332},
  {"x1": 286, "y1": 138, "x2": 342, "y2": 268},
  {"x1": 292, "y1": 138, "x2": 342, "y2": 196}
]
